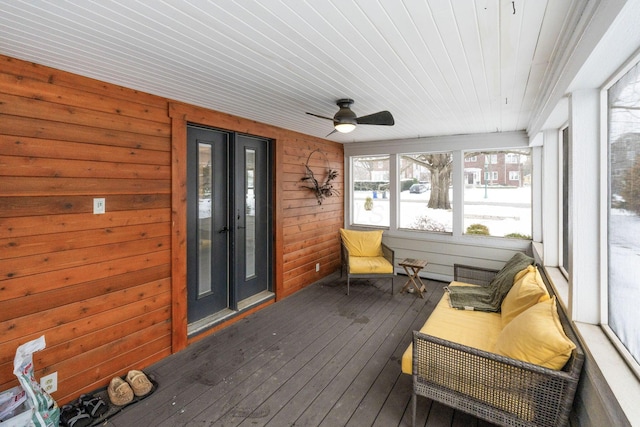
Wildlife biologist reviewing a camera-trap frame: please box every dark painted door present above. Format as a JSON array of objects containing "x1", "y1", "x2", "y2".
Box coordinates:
[
  {"x1": 187, "y1": 126, "x2": 272, "y2": 325},
  {"x1": 234, "y1": 134, "x2": 271, "y2": 301},
  {"x1": 187, "y1": 126, "x2": 230, "y2": 322}
]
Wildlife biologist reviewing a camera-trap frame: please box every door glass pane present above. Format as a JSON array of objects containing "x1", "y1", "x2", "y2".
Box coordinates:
[
  {"x1": 245, "y1": 148, "x2": 256, "y2": 278},
  {"x1": 198, "y1": 143, "x2": 212, "y2": 296}
]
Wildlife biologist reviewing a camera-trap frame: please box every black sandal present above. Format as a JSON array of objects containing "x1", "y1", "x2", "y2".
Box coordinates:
[
  {"x1": 78, "y1": 393, "x2": 109, "y2": 418},
  {"x1": 60, "y1": 404, "x2": 92, "y2": 427}
]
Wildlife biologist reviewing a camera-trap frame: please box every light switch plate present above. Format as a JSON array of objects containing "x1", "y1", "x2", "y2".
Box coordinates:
[{"x1": 93, "y1": 198, "x2": 105, "y2": 214}]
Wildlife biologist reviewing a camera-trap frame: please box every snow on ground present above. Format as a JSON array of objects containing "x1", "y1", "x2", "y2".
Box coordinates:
[
  {"x1": 354, "y1": 186, "x2": 532, "y2": 236},
  {"x1": 609, "y1": 209, "x2": 640, "y2": 364}
]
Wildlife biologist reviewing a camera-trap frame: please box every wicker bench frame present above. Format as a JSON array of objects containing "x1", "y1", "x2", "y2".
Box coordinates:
[
  {"x1": 340, "y1": 241, "x2": 395, "y2": 295},
  {"x1": 411, "y1": 264, "x2": 584, "y2": 427}
]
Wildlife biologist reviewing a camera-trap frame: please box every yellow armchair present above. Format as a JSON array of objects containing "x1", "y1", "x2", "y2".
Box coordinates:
[{"x1": 339, "y1": 228, "x2": 395, "y2": 295}]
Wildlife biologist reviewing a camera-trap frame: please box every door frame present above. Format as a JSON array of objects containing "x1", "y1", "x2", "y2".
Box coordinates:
[{"x1": 169, "y1": 103, "x2": 283, "y2": 352}]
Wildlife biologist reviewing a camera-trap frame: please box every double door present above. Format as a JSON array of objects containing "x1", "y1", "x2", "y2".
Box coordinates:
[{"x1": 187, "y1": 125, "x2": 272, "y2": 326}]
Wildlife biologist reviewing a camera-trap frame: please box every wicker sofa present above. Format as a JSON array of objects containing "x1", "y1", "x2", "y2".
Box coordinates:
[{"x1": 402, "y1": 262, "x2": 584, "y2": 427}]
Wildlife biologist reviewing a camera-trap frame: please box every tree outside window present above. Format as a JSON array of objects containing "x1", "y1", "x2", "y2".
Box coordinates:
[{"x1": 399, "y1": 153, "x2": 452, "y2": 232}]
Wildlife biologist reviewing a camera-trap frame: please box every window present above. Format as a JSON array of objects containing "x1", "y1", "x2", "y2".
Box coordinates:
[
  {"x1": 463, "y1": 151, "x2": 532, "y2": 238},
  {"x1": 347, "y1": 145, "x2": 531, "y2": 240},
  {"x1": 561, "y1": 127, "x2": 569, "y2": 273},
  {"x1": 506, "y1": 153, "x2": 519, "y2": 164},
  {"x1": 352, "y1": 155, "x2": 390, "y2": 227},
  {"x1": 607, "y1": 59, "x2": 640, "y2": 368},
  {"x1": 399, "y1": 153, "x2": 452, "y2": 232},
  {"x1": 485, "y1": 171, "x2": 498, "y2": 181}
]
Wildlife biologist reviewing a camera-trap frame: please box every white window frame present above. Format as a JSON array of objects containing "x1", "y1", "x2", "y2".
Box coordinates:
[
  {"x1": 560, "y1": 125, "x2": 570, "y2": 277},
  {"x1": 601, "y1": 51, "x2": 640, "y2": 379},
  {"x1": 397, "y1": 151, "x2": 453, "y2": 233},
  {"x1": 343, "y1": 132, "x2": 533, "y2": 252},
  {"x1": 350, "y1": 155, "x2": 391, "y2": 228}
]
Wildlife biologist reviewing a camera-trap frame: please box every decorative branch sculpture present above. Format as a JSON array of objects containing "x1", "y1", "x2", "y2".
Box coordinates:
[{"x1": 300, "y1": 148, "x2": 340, "y2": 205}]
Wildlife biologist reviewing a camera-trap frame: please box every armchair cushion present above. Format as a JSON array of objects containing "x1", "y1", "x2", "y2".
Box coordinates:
[
  {"x1": 339, "y1": 228, "x2": 384, "y2": 257},
  {"x1": 349, "y1": 256, "x2": 394, "y2": 274}
]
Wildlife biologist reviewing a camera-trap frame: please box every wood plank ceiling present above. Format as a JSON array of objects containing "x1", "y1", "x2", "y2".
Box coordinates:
[{"x1": 0, "y1": 0, "x2": 586, "y2": 143}]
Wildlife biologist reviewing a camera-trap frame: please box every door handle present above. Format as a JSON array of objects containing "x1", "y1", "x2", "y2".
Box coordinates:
[{"x1": 218, "y1": 226, "x2": 229, "y2": 233}]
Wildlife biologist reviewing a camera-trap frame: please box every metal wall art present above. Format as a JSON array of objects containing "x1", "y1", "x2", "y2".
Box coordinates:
[{"x1": 300, "y1": 148, "x2": 339, "y2": 205}]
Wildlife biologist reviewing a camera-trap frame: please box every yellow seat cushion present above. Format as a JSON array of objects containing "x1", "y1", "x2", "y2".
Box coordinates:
[
  {"x1": 348, "y1": 256, "x2": 393, "y2": 274},
  {"x1": 401, "y1": 282, "x2": 502, "y2": 374},
  {"x1": 494, "y1": 297, "x2": 575, "y2": 370},
  {"x1": 501, "y1": 265, "x2": 550, "y2": 327},
  {"x1": 340, "y1": 228, "x2": 384, "y2": 257}
]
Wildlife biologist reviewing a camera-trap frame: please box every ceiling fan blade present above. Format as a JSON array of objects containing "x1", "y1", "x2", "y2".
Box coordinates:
[
  {"x1": 325, "y1": 129, "x2": 338, "y2": 137},
  {"x1": 306, "y1": 112, "x2": 334, "y2": 121},
  {"x1": 356, "y1": 111, "x2": 395, "y2": 126}
]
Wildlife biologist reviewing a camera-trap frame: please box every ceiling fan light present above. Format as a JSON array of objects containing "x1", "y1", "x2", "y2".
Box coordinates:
[{"x1": 335, "y1": 123, "x2": 356, "y2": 133}]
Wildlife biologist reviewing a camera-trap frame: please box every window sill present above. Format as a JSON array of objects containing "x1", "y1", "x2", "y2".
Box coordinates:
[{"x1": 574, "y1": 321, "x2": 640, "y2": 424}]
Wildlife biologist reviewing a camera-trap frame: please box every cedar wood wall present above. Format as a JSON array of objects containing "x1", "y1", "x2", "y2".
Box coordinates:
[{"x1": 0, "y1": 54, "x2": 343, "y2": 404}]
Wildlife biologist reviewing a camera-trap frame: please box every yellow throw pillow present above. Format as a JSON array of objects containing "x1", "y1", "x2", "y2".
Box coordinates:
[
  {"x1": 501, "y1": 265, "x2": 549, "y2": 327},
  {"x1": 494, "y1": 297, "x2": 575, "y2": 370},
  {"x1": 339, "y1": 228, "x2": 384, "y2": 257}
]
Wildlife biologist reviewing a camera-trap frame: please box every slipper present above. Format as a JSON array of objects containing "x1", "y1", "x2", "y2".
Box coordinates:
[
  {"x1": 107, "y1": 376, "x2": 134, "y2": 406},
  {"x1": 78, "y1": 393, "x2": 109, "y2": 418},
  {"x1": 60, "y1": 404, "x2": 92, "y2": 427},
  {"x1": 126, "y1": 370, "x2": 153, "y2": 397}
]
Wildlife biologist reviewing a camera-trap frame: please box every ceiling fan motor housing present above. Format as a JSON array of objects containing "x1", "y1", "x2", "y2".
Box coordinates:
[{"x1": 333, "y1": 98, "x2": 357, "y2": 125}]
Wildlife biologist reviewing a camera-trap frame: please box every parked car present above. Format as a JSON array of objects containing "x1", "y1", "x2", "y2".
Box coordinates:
[{"x1": 409, "y1": 184, "x2": 428, "y2": 193}]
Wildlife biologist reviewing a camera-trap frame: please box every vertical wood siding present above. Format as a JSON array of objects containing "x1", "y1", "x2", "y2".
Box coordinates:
[{"x1": 0, "y1": 55, "x2": 343, "y2": 404}]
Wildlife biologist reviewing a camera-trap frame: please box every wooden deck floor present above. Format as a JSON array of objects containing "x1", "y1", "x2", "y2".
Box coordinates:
[{"x1": 105, "y1": 273, "x2": 497, "y2": 427}]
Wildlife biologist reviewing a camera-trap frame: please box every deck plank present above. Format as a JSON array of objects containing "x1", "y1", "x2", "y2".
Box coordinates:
[
  {"x1": 199, "y1": 287, "x2": 384, "y2": 425},
  {"x1": 161, "y1": 285, "x2": 370, "y2": 426},
  {"x1": 239, "y1": 285, "x2": 400, "y2": 426},
  {"x1": 355, "y1": 286, "x2": 440, "y2": 427},
  {"x1": 320, "y1": 291, "x2": 435, "y2": 426},
  {"x1": 105, "y1": 273, "x2": 497, "y2": 426}
]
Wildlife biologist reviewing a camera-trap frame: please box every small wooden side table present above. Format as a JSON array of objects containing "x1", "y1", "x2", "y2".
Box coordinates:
[{"x1": 399, "y1": 258, "x2": 428, "y2": 298}]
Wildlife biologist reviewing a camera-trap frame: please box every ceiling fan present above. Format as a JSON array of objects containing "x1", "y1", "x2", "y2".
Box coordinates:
[{"x1": 306, "y1": 98, "x2": 394, "y2": 136}]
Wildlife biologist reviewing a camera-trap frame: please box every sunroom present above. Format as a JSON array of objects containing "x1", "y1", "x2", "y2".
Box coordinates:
[{"x1": 0, "y1": 1, "x2": 639, "y2": 426}]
